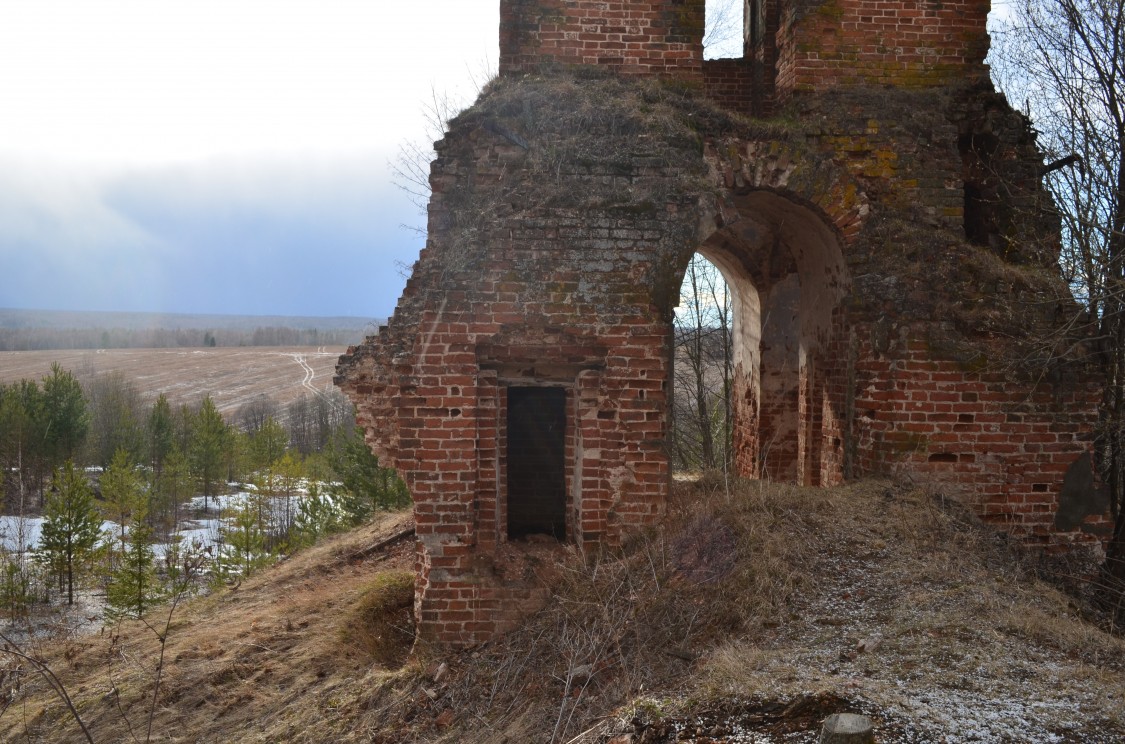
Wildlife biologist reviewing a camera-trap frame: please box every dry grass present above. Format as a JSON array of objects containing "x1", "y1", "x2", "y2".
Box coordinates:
[
  {"x1": 0, "y1": 480, "x2": 1122, "y2": 743},
  {"x1": 340, "y1": 571, "x2": 415, "y2": 668},
  {"x1": 0, "y1": 511, "x2": 418, "y2": 743},
  {"x1": 686, "y1": 479, "x2": 1125, "y2": 742}
]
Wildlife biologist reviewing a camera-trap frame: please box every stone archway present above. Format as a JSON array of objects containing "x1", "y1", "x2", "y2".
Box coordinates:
[{"x1": 682, "y1": 189, "x2": 849, "y2": 486}]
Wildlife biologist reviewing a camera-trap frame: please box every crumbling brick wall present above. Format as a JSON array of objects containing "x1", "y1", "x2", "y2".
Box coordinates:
[{"x1": 336, "y1": 0, "x2": 1110, "y2": 645}]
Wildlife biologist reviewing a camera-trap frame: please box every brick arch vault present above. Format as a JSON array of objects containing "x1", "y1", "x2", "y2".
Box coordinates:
[
  {"x1": 336, "y1": 74, "x2": 1109, "y2": 646},
  {"x1": 686, "y1": 188, "x2": 850, "y2": 487}
]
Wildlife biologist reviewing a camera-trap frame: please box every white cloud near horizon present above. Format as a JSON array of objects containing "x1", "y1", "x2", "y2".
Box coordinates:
[
  {"x1": 0, "y1": 0, "x2": 496, "y2": 317},
  {"x1": 0, "y1": 155, "x2": 424, "y2": 316}
]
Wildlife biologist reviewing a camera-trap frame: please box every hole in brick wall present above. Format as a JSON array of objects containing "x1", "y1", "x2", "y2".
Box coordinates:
[
  {"x1": 1033, "y1": 483, "x2": 1049, "y2": 492},
  {"x1": 963, "y1": 182, "x2": 990, "y2": 246},
  {"x1": 928, "y1": 453, "x2": 958, "y2": 463},
  {"x1": 959, "y1": 131, "x2": 1001, "y2": 247},
  {"x1": 705, "y1": 0, "x2": 744, "y2": 59},
  {"x1": 673, "y1": 253, "x2": 734, "y2": 472},
  {"x1": 450, "y1": 408, "x2": 462, "y2": 418},
  {"x1": 597, "y1": 409, "x2": 616, "y2": 420},
  {"x1": 963, "y1": 392, "x2": 978, "y2": 402},
  {"x1": 958, "y1": 413, "x2": 974, "y2": 423}
]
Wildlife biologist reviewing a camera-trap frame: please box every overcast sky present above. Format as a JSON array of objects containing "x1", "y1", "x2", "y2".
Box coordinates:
[
  {"x1": 0, "y1": 1, "x2": 497, "y2": 320},
  {"x1": 0, "y1": 2, "x2": 1013, "y2": 321}
]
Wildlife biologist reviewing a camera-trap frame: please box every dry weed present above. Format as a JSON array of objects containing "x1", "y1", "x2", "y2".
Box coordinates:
[
  {"x1": 339, "y1": 570, "x2": 415, "y2": 668},
  {"x1": 2, "y1": 482, "x2": 1123, "y2": 742}
]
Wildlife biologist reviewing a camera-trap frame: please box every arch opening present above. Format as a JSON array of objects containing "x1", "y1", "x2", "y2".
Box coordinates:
[
  {"x1": 671, "y1": 252, "x2": 744, "y2": 473},
  {"x1": 674, "y1": 191, "x2": 848, "y2": 485}
]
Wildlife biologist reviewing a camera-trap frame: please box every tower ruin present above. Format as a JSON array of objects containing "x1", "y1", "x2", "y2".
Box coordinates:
[{"x1": 337, "y1": 0, "x2": 1110, "y2": 645}]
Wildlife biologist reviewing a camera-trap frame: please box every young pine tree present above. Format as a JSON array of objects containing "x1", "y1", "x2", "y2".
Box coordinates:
[
  {"x1": 328, "y1": 427, "x2": 410, "y2": 525},
  {"x1": 105, "y1": 518, "x2": 160, "y2": 620},
  {"x1": 100, "y1": 447, "x2": 144, "y2": 554},
  {"x1": 217, "y1": 496, "x2": 271, "y2": 583},
  {"x1": 38, "y1": 462, "x2": 103, "y2": 605},
  {"x1": 293, "y1": 481, "x2": 343, "y2": 547}
]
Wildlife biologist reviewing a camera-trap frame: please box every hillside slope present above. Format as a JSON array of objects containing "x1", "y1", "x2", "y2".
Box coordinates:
[{"x1": 2, "y1": 480, "x2": 1123, "y2": 743}]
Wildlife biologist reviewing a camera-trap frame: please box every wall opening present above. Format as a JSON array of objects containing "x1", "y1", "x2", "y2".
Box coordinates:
[
  {"x1": 959, "y1": 131, "x2": 1001, "y2": 247},
  {"x1": 705, "y1": 0, "x2": 745, "y2": 59},
  {"x1": 672, "y1": 253, "x2": 734, "y2": 472},
  {"x1": 506, "y1": 386, "x2": 567, "y2": 540},
  {"x1": 681, "y1": 191, "x2": 847, "y2": 485}
]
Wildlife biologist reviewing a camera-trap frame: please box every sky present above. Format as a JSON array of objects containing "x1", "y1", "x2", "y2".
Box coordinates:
[
  {"x1": 0, "y1": 1, "x2": 498, "y2": 320},
  {"x1": 0, "y1": 2, "x2": 1012, "y2": 322}
]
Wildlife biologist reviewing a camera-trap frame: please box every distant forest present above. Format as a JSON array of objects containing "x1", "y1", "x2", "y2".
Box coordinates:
[{"x1": 0, "y1": 309, "x2": 381, "y2": 350}]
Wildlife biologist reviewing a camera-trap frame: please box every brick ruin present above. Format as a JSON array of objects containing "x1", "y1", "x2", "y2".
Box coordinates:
[{"x1": 336, "y1": 0, "x2": 1113, "y2": 645}]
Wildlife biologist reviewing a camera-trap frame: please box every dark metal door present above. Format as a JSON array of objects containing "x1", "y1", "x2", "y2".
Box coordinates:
[{"x1": 506, "y1": 386, "x2": 566, "y2": 539}]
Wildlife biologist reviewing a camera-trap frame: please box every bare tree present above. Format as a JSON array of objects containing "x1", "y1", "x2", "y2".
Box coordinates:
[
  {"x1": 390, "y1": 61, "x2": 496, "y2": 232},
  {"x1": 704, "y1": 0, "x2": 744, "y2": 59},
  {"x1": 992, "y1": 0, "x2": 1125, "y2": 617},
  {"x1": 237, "y1": 394, "x2": 280, "y2": 435},
  {"x1": 672, "y1": 255, "x2": 733, "y2": 472}
]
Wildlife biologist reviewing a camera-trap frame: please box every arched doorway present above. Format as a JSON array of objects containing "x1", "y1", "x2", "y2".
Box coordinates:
[
  {"x1": 671, "y1": 253, "x2": 735, "y2": 472},
  {"x1": 677, "y1": 190, "x2": 848, "y2": 485}
]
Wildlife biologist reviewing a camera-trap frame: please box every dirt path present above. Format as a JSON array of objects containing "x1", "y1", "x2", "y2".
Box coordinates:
[{"x1": 286, "y1": 351, "x2": 322, "y2": 397}]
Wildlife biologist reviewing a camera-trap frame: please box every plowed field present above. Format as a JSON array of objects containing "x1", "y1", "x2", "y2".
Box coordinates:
[{"x1": 0, "y1": 346, "x2": 348, "y2": 417}]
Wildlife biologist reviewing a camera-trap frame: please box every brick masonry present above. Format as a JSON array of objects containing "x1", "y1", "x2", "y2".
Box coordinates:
[{"x1": 336, "y1": 0, "x2": 1110, "y2": 646}]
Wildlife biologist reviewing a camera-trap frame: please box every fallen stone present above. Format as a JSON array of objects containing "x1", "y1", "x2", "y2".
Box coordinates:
[{"x1": 819, "y1": 712, "x2": 874, "y2": 743}]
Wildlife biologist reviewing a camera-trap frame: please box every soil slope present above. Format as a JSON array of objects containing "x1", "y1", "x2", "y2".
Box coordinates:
[{"x1": 1, "y1": 480, "x2": 1122, "y2": 743}]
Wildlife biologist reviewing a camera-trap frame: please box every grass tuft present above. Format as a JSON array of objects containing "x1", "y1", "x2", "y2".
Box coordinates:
[{"x1": 340, "y1": 570, "x2": 416, "y2": 668}]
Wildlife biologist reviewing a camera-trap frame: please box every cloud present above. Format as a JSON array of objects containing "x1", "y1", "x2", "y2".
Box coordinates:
[
  {"x1": 0, "y1": 156, "x2": 422, "y2": 317},
  {"x1": 0, "y1": 1, "x2": 498, "y2": 166},
  {"x1": 0, "y1": 1, "x2": 493, "y2": 317},
  {"x1": 0, "y1": 160, "x2": 171, "y2": 311}
]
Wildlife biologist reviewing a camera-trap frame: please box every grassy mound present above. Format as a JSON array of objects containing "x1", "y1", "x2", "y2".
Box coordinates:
[{"x1": 0, "y1": 483, "x2": 1122, "y2": 743}]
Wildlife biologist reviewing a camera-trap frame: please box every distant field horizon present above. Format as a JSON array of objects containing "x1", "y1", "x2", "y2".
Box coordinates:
[
  {"x1": 0, "y1": 307, "x2": 381, "y2": 331},
  {"x1": 0, "y1": 346, "x2": 349, "y2": 419},
  {"x1": 0, "y1": 308, "x2": 383, "y2": 352}
]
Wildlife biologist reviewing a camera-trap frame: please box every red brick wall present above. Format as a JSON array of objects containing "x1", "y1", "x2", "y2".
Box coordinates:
[
  {"x1": 702, "y1": 59, "x2": 755, "y2": 115},
  {"x1": 850, "y1": 332, "x2": 1108, "y2": 547},
  {"x1": 337, "y1": 69, "x2": 1105, "y2": 645},
  {"x1": 500, "y1": 0, "x2": 991, "y2": 97},
  {"x1": 776, "y1": 0, "x2": 991, "y2": 94},
  {"x1": 499, "y1": 0, "x2": 705, "y2": 76}
]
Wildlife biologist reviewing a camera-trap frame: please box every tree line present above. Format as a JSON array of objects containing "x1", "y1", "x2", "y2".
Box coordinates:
[
  {"x1": 0, "y1": 363, "x2": 409, "y2": 621},
  {"x1": 0, "y1": 325, "x2": 364, "y2": 351}
]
